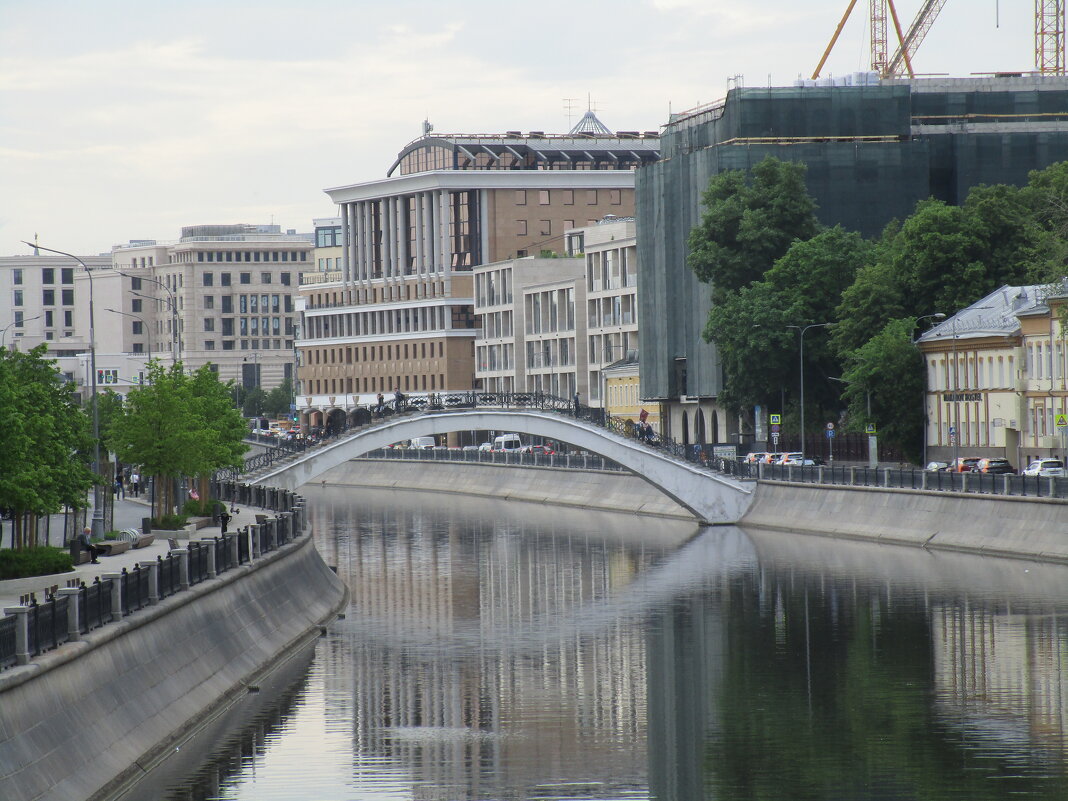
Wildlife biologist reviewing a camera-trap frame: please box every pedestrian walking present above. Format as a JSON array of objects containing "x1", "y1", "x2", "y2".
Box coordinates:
[
  {"x1": 573, "y1": 391, "x2": 580, "y2": 418},
  {"x1": 114, "y1": 472, "x2": 125, "y2": 499},
  {"x1": 394, "y1": 388, "x2": 405, "y2": 412},
  {"x1": 130, "y1": 469, "x2": 141, "y2": 497}
]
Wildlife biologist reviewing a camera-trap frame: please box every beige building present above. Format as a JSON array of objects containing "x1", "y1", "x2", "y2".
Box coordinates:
[
  {"x1": 918, "y1": 281, "x2": 1068, "y2": 468},
  {"x1": 296, "y1": 115, "x2": 659, "y2": 427}
]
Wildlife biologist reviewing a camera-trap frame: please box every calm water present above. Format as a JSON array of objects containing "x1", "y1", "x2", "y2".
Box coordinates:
[{"x1": 122, "y1": 486, "x2": 1068, "y2": 800}]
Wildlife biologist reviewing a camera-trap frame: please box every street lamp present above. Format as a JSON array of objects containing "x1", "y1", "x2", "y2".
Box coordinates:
[
  {"x1": 23, "y1": 241, "x2": 105, "y2": 539},
  {"x1": 1, "y1": 314, "x2": 42, "y2": 348},
  {"x1": 786, "y1": 322, "x2": 832, "y2": 458},
  {"x1": 914, "y1": 312, "x2": 946, "y2": 467},
  {"x1": 106, "y1": 308, "x2": 153, "y2": 361},
  {"x1": 118, "y1": 271, "x2": 181, "y2": 362}
]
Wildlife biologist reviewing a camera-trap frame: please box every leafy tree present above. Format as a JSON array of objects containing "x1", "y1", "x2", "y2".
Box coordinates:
[
  {"x1": 839, "y1": 318, "x2": 926, "y2": 463},
  {"x1": 242, "y1": 386, "x2": 267, "y2": 418},
  {"x1": 704, "y1": 227, "x2": 870, "y2": 417},
  {"x1": 687, "y1": 156, "x2": 821, "y2": 303},
  {"x1": 263, "y1": 378, "x2": 294, "y2": 419},
  {"x1": 0, "y1": 347, "x2": 94, "y2": 549}
]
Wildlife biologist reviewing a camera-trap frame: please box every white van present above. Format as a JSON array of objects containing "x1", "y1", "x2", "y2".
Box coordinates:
[
  {"x1": 492, "y1": 433, "x2": 523, "y2": 452},
  {"x1": 409, "y1": 436, "x2": 436, "y2": 449}
]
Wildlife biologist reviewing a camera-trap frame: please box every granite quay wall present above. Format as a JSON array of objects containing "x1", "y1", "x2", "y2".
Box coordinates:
[
  {"x1": 740, "y1": 481, "x2": 1068, "y2": 562},
  {"x1": 323, "y1": 458, "x2": 695, "y2": 519},
  {"x1": 0, "y1": 482, "x2": 347, "y2": 801}
]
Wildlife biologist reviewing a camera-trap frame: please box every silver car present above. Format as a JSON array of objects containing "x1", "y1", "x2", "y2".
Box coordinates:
[{"x1": 1023, "y1": 459, "x2": 1065, "y2": 477}]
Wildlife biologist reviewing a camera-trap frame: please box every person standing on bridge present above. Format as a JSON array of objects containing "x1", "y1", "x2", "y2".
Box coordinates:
[
  {"x1": 573, "y1": 391, "x2": 580, "y2": 418},
  {"x1": 394, "y1": 388, "x2": 405, "y2": 412},
  {"x1": 376, "y1": 392, "x2": 385, "y2": 416}
]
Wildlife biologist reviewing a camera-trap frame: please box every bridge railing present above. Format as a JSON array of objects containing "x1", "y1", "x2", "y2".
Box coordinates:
[{"x1": 362, "y1": 447, "x2": 628, "y2": 472}]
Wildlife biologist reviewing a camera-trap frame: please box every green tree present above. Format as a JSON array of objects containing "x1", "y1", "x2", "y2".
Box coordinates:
[
  {"x1": 242, "y1": 386, "x2": 267, "y2": 418},
  {"x1": 705, "y1": 227, "x2": 870, "y2": 417},
  {"x1": 263, "y1": 378, "x2": 294, "y2": 419},
  {"x1": 839, "y1": 318, "x2": 926, "y2": 463},
  {"x1": 0, "y1": 347, "x2": 94, "y2": 549},
  {"x1": 687, "y1": 156, "x2": 821, "y2": 303}
]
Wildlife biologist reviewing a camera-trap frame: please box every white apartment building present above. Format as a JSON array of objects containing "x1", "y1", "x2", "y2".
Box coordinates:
[
  {"x1": 474, "y1": 256, "x2": 585, "y2": 398},
  {"x1": 565, "y1": 216, "x2": 639, "y2": 407}
]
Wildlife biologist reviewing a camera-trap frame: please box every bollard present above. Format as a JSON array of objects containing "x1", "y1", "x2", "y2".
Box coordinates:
[
  {"x1": 198, "y1": 541, "x2": 217, "y2": 579},
  {"x1": 849, "y1": 467, "x2": 856, "y2": 485},
  {"x1": 883, "y1": 469, "x2": 891, "y2": 488},
  {"x1": 138, "y1": 561, "x2": 159, "y2": 604},
  {"x1": 817, "y1": 466, "x2": 824, "y2": 484},
  {"x1": 921, "y1": 471, "x2": 929, "y2": 491},
  {"x1": 56, "y1": 587, "x2": 82, "y2": 642},
  {"x1": 101, "y1": 574, "x2": 124, "y2": 618},
  {"x1": 962, "y1": 472, "x2": 969, "y2": 493},
  {"x1": 3, "y1": 607, "x2": 30, "y2": 665},
  {"x1": 758, "y1": 462, "x2": 765, "y2": 480},
  {"x1": 251, "y1": 525, "x2": 261, "y2": 558},
  {"x1": 228, "y1": 533, "x2": 239, "y2": 567},
  {"x1": 173, "y1": 549, "x2": 190, "y2": 591}
]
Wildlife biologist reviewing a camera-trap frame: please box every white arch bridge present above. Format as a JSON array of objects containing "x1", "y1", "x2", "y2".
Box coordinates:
[{"x1": 249, "y1": 409, "x2": 754, "y2": 525}]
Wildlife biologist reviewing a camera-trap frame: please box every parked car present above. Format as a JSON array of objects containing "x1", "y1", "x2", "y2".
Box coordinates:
[
  {"x1": 976, "y1": 458, "x2": 1015, "y2": 474},
  {"x1": 762, "y1": 452, "x2": 784, "y2": 464},
  {"x1": 523, "y1": 445, "x2": 555, "y2": 455},
  {"x1": 924, "y1": 461, "x2": 950, "y2": 472},
  {"x1": 780, "y1": 455, "x2": 818, "y2": 466},
  {"x1": 775, "y1": 452, "x2": 803, "y2": 465},
  {"x1": 1022, "y1": 459, "x2": 1065, "y2": 477},
  {"x1": 744, "y1": 452, "x2": 769, "y2": 464},
  {"x1": 949, "y1": 457, "x2": 981, "y2": 472}
]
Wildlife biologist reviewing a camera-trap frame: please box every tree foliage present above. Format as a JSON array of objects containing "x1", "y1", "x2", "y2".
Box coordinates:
[
  {"x1": 687, "y1": 156, "x2": 821, "y2": 303},
  {"x1": 110, "y1": 361, "x2": 247, "y2": 517},
  {"x1": 0, "y1": 346, "x2": 95, "y2": 549}
]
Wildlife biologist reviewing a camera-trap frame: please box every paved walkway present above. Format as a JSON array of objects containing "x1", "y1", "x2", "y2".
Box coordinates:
[{"x1": 0, "y1": 497, "x2": 266, "y2": 609}]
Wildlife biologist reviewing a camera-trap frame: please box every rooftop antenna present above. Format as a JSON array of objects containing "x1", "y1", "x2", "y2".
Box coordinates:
[
  {"x1": 422, "y1": 119, "x2": 434, "y2": 135},
  {"x1": 563, "y1": 98, "x2": 578, "y2": 129}
]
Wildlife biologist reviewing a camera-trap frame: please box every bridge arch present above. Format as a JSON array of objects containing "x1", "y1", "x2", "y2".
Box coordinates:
[{"x1": 255, "y1": 410, "x2": 754, "y2": 525}]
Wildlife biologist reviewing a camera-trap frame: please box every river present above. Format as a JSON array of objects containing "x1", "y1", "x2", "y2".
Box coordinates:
[{"x1": 120, "y1": 484, "x2": 1068, "y2": 800}]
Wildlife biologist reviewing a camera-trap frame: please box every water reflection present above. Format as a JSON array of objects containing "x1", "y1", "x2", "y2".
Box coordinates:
[{"x1": 126, "y1": 488, "x2": 1068, "y2": 800}]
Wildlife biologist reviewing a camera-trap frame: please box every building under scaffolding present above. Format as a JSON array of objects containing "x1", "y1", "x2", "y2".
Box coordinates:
[{"x1": 636, "y1": 75, "x2": 1068, "y2": 448}]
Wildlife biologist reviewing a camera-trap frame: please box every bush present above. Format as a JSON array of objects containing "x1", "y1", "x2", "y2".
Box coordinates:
[
  {"x1": 182, "y1": 498, "x2": 214, "y2": 517},
  {"x1": 103, "y1": 531, "x2": 119, "y2": 541},
  {"x1": 0, "y1": 547, "x2": 74, "y2": 580},
  {"x1": 152, "y1": 513, "x2": 189, "y2": 531}
]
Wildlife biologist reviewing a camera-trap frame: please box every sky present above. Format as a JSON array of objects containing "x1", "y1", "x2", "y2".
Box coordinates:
[{"x1": 0, "y1": 0, "x2": 1037, "y2": 256}]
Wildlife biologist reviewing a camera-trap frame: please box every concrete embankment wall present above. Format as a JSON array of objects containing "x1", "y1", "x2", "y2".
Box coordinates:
[
  {"x1": 741, "y1": 481, "x2": 1068, "y2": 562},
  {"x1": 0, "y1": 535, "x2": 346, "y2": 801},
  {"x1": 324, "y1": 459, "x2": 694, "y2": 519}
]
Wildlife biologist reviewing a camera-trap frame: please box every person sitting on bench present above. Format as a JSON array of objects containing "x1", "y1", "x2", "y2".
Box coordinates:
[{"x1": 79, "y1": 527, "x2": 103, "y2": 564}]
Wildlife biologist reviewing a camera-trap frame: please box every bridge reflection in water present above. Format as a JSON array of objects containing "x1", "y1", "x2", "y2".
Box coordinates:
[{"x1": 132, "y1": 487, "x2": 1068, "y2": 801}]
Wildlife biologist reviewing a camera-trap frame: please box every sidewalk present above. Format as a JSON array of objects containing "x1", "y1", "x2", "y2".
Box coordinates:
[{"x1": 0, "y1": 496, "x2": 266, "y2": 609}]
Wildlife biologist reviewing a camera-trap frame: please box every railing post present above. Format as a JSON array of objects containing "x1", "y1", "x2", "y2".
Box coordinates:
[
  {"x1": 817, "y1": 466, "x2": 824, "y2": 484},
  {"x1": 173, "y1": 548, "x2": 190, "y2": 591},
  {"x1": 1003, "y1": 474, "x2": 1011, "y2": 495},
  {"x1": 138, "y1": 561, "x2": 159, "y2": 605},
  {"x1": 758, "y1": 462, "x2": 765, "y2": 480},
  {"x1": 883, "y1": 469, "x2": 891, "y2": 488},
  {"x1": 251, "y1": 524, "x2": 261, "y2": 558},
  {"x1": 921, "y1": 471, "x2": 929, "y2": 490},
  {"x1": 102, "y1": 574, "x2": 124, "y2": 618},
  {"x1": 229, "y1": 533, "x2": 239, "y2": 567},
  {"x1": 3, "y1": 607, "x2": 30, "y2": 665},
  {"x1": 961, "y1": 472, "x2": 969, "y2": 493},
  {"x1": 849, "y1": 466, "x2": 857, "y2": 485},
  {"x1": 198, "y1": 540, "x2": 217, "y2": 578},
  {"x1": 56, "y1": 587, "x2": 81, "y2": 642},
  {"x1": 1049, "y1": 476, "x2": 1057, "y2": 497}
]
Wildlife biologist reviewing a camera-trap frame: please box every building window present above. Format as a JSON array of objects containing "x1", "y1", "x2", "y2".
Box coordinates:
[
  {"x1": 281, "y1": 272, "x2": 291, "y2": 286},
  {"x1": 205, "y1": 340, "x2": 215, "y2": 350},
  {"x1": 240, "y1": 273, "x2": 251, "y2": 284},
  {"x1": 42, "y1": 268, "x2": 55, "y2": 284},
  {"x1": 133, "y1": 343, "x2": 144, "y2": 354},
  {"x1": 222, "y1": 296, "x2": 233, "y2": 313},
  {"x1": 539, "y1": 190, "x2": 550, "y2": 205},
  {"x1": 540, "y1": 220, "x2": 551, "y2": 236},
  {"x1": 132, "y1": 321, "x2": 143, "y2": 335},
  {"x1": 62, "y1": 268, "x2": 74, "y2": 284},
  {"x1": 221, "y1": 273, "x2": 232, "y2": 286},
  {"x1": 42, "y1": 289, "x2": 55, "y2": 305},
  {"x1": 223, "y1": 340, "x2": 235, "y2": 350},
  {"x1": 205, "y1": 296, "x2": 215, "y2": 309},
  {"x1": 517, "y1": 220, "x2": 528, "y2": 236},
  {"x1": 12, "y1": 269, "x2": 22, "y2": 285},
  {"x1": 586, "y1": 189, "x2": 598, "y2": 205},
  {"x1": 203, "y1": 272, "x2": 214, "y2": 287},
  {"x1": 261, "y1": 272, "x2": 272, "y2": 284},
  {"x1": 13, "y1": 290, "x2": 22, "y2": 306},
  {"x1": 204, "y1": 318, "x2": 215, "y2": 332},
  {"x1": 222, "y1": 318, "x2": 234, "y2": 336},
  {"x1": 132, "y1": 299, "x2": 142, "y2": 313},
  {"x1": 515, "y1": 190, "x2": 526, "y2": 205},
  {"x1": 44, "y1": 310, "x2": 53, "y2": 326},
  {"x1": 610, "y1": 189, "x2": 622, "y2": 205},
  {"x1": 62, "y1": 289, "x2": 74, "y2": 305},
  {"x1": 64, "y1": 310, "x2": 73, "y2": 326},
  {"x1": 131, "y1": 277, "x2": 142, "y2": 290}
]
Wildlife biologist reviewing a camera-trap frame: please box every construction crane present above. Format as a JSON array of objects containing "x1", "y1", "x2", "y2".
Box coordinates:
[{"x1": 813, "y1": 0, "x2": 1066, "y2": 80}]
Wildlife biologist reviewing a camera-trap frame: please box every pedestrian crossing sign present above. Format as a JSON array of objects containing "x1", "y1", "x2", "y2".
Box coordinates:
[{"x1": 1056, "y1": 413, "x2": 1068, "y2": 429}]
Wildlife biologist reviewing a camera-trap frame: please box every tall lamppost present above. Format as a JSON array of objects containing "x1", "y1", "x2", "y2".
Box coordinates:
[
  {"x1": 118, "y1": 271, "x2": 181, "y2": 363},
  {"x1": 24, "y1": 241, "x2": 105, "y2": 539},
  {"x1": 787, "y1": 322, "x2": 832, "y2": 458},
  {"x1": 914, "y1": 312, "x2": 946, "y2": 467},
  {"x1": 106, "y1": 308, "x2": 153, "y2": 360},
  {"x1": 1, "y1": 314, "x2": 42, "y2": 348}
]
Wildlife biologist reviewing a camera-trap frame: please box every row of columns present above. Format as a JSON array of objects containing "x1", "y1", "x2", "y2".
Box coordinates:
[{"x1": 341, "y1": 191, "x2": 453, "y2": 285}]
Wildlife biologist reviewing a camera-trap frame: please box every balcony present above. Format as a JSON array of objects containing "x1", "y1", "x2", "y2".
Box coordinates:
[{"x1": 301, "y1": 270, "x2": 344, "y2": 286}]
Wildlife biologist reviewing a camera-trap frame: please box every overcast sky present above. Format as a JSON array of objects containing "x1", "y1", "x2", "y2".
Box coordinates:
[{"x1": 0, "y1": 0, "x2": 1035, "y2": 256}]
